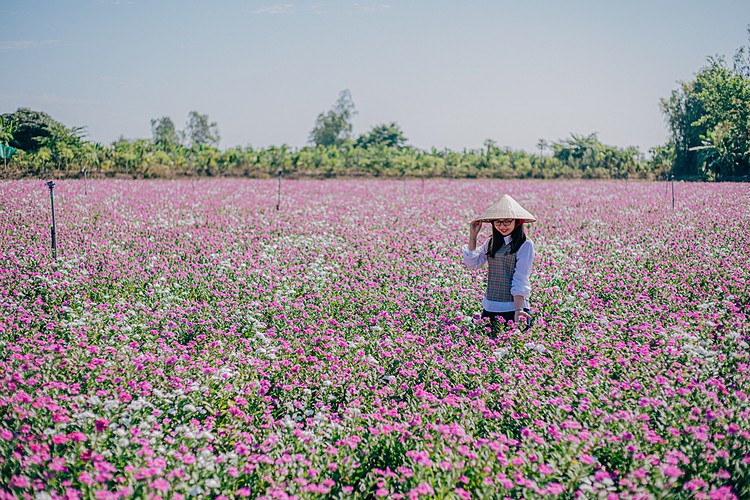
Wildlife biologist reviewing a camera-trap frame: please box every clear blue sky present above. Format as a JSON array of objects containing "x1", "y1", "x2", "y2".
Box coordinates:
[{"x1": 2, "y1": 0, "x2": 749, "y2": 153}]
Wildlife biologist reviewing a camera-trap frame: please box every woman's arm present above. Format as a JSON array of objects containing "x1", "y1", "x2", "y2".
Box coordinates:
[
  {"x1": 468, "y1": 221, "x2": 481, "y2": 251},
  {"x1": 462, "y1": 230, "x2": 489, "y2": 269}
]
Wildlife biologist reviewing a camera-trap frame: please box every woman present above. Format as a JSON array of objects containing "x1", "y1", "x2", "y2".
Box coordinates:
[{"x1": 462, "y1": 194, "x2": 536, "y2": 329}]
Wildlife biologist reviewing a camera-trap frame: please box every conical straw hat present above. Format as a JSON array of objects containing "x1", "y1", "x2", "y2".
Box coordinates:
[{"x1": 473, "y1": 194, "x2": 537, "y2": 223}]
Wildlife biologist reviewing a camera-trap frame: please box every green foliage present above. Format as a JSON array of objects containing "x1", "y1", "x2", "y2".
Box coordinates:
[
  {"x1": 660, "y1": 51, "x2": 750, "y2": 180},
  {"x1": 356, "y1": 122, "x2": 408, "y2": 149},
  {"x1": 1, "y1": 108, "x2": 68, "y2": 153},
  {"x1": 0, "y1": 116, "x2": 16, "y2": 146},
  {"x1": 1, "y1": 105, "x2": 660, "y2": 180},
  {"x1": 646, "y1": 142, "x2": 676, "y2": 179},
  {"x1": 550, "y1": 133, "x2": 642, "y2": 179},
  {"x1": 151, "y1": 116, "x2": 180, "y2": 151},
  {"x1": 185, "y1": 111, "x2": 220, "y2": 148},
  {"x1": 3, "y1": 131, "x2": 658, "y2": 180},
  {"x1": 309, "y1": 89, "x2": 357, "y2": 147}
]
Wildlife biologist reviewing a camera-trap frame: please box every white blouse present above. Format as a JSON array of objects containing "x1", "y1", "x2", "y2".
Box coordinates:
[{"x1": 461, "y1": 235, "x2": 535, "y2": 312}]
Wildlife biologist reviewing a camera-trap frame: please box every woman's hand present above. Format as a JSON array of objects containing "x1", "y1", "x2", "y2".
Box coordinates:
[
  {"x1": 514, "y1": 309, "x2": 531, "y2": 324},
  {"x1": 469, "y1": 221, "x2": 482, "y2": 239}
]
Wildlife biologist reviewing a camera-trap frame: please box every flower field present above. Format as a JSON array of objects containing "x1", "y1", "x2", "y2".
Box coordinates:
[{"x1": 1, "y1": 178, "x2": 748, "y2": 499}]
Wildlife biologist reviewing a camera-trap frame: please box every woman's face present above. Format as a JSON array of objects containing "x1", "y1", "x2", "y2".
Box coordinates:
[{"x1": 492, "y1": 218, "x2": 516, "y2": 236}]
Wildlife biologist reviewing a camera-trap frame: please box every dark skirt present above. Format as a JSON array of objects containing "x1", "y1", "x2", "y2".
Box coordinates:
[{"x1": 481, "y1": 308, "x2": 533, "y2": 328}]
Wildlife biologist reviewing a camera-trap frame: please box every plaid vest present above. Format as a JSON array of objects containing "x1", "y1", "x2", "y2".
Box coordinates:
[{"x1": 486, "y1": 243, "x2": 516, "y2": 302}]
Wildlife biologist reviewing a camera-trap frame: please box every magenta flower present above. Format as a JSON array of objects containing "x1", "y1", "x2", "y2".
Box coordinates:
[
  {"x1": 663, "y1": 465, "x2": 683, "y2": 478},
  {"x1": 149, "y1": 478, "x2": 170, "y2": 492},
  {"x1": 10, "y1": 475, "x2": 30, "y2": 488}
]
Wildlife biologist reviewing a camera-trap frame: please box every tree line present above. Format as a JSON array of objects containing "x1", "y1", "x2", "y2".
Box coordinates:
[{"x1": 1, "y1": 30, "x2": 748, "y2": 181}]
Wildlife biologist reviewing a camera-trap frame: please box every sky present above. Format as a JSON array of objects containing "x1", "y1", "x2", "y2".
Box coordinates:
[{"x1": 1, "y1": 0, "x2": 749, "y2": 154}]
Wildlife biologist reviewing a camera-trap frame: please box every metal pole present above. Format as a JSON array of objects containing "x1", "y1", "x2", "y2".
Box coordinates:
[
  {"x1": 83, "y1": 167, "x2": 88, "y2": 196},
  {"x1": 276, "y1": 170, "x2": 282, "y2": 211},
  {"x1": 46, "y1": 181, "x2": 57, "y2": 260},
  {"x1": 671, "y1": 175, "x2": 675, "y2": 210}
]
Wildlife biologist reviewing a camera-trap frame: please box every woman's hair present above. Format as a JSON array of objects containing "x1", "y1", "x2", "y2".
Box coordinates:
[{"x1": 486, "y1": 221, "x2": 526, "y2": 258}]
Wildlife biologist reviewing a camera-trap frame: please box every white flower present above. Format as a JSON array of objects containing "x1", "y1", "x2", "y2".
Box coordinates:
[{"x1": 493, "y1": 348, "x2": 509, "y2": 359}]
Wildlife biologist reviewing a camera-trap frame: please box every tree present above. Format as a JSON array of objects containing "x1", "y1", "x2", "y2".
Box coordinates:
[
  {"x1": 309, "y1": 89, "x2": 357, "y2": 147},
  {"x1": 660, "y1": 56, "x2": 750, "y2": 179},
  {"x1": 151, "y1": 116, "x2": 180, "y2": 151},
  {"x1": 184, "y1": 111, "x2": 220, "y2": 148},
  {"x1": 0, "y1": 108, "x2": 63, "y2": 152},
  {"x1": 356, "y1": 122, "x2": 408, "y2": 149},
  {"x1": 34, "y1": 122, "x2": 86, "y2": 172}
]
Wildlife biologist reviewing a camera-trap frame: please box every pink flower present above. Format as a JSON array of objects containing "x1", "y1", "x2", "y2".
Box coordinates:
[
  {"x1": 545, "y1": 483, "x2": 565, "y2": 494},
  {"x1": 66, "y1": 488, "x2": 83, "y2": 500},
  {"x1": 454, "y1": 487, "x2": 471, "y2": 499},
  {"x1": 10, "y1": 475, "x2": 30, "y2": 488},
  {"x1": 49, "y1": 457, "x2": 68, "y2": 472},
  {"x1": 94, "y1": 490, "x2": 118, "y2": 500},
  {"x1": 407, "y1": 483, "x2": 435, "y2": 498},
  {"x1": 79, "y1": 472, "x2": 95, "y2": 485},
  {"x1": 52, "y1": 434, "x2": 70, "y2": 444},
  {"x1": 149, "y1": 478, "x2": 169, "y2": 492},
  {"x1": 663, "y1": 465, "x2": 683, "y2": 478},
  {"x1": 68, "y1": 431, "x2": 88, "y2": 442},
  {"x1": 709, "y1": 486, "x2": 738, "y2": 500}
]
